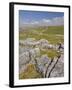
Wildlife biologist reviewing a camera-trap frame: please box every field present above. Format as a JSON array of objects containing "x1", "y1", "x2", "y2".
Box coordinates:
[
  {"x1": 19, "y1": 26, "x2": 64, "y2": 58},
  {"x1": 19, "y1": 26, "x2": 64, "y2": 79},
  {"x1": 19, "y1": 26, "x2": 64, "y2": 44}
]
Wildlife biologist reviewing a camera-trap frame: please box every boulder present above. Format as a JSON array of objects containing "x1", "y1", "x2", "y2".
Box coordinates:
[
  {"x1": 47, "y1": 44, "x2": 55, "y2": 49},
  {"x1": 19, "y1": 38, "x2": 36, "y2": 46},
  {"x1": 39, "y1": 39, "x2": 49, "y2": 48},
  {"x1": 19, "y1": 47, "x2": 40, "y2": 73},
  {"x1": 29, "y1": 48, "x2": 40, "y2": 61},
  {"x1": 19, "y1": 46, "x2": 31, "y2": 55},
  {"x1": 19, "y1": 51, "x2": 30, "y2": 67},
  {"x1": 49, "y1": 55, "x2": 64, "y2": 78},
  {"x1": 39, "y1": 39, "x2": 49, "y2": 44},
  {"x1": 39, "y1": 55, "x2": 49, "y2": 65},
  {"x1": 35, "y1": 55, "x2": 51, "y2": 77}
]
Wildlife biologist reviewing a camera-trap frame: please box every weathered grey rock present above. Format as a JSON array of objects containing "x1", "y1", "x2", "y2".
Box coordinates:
[
  {"x1": 34, "y1": 48, "x2": 40, "y2": 57},
  {"x1": 35, "y1": 55, "x2": 52, "y2": 77},
  {"x1": 19, "y1": 38, "x2": 36, "y2": 46},
  {"x1": 38, "y1": 39, "x2": 49, "y2": 49},
  {"x1": 35, "y1": 55, "x2": 64, "y2": 78},
  {"x1": 19, "y1": 38, "x2": 64, "y2": 78},
  {"x1": 39, "y1": 39, "x2": 49, "y2": 44},
  {"x1": 19, "y1": 46, "x2": 32, "y2": 55},
  {"x1": 29, "y1": 48, "x2": 40, "y2": 60},
  {"x1": 19, "y1": 38, "x2": 57, "y2": 50},
  {"x1": 24, "y1": 38, "x2": 36, "y2": 45},
  {"x1": 19, "y1": 51, "x2": 30, "y2": 67},
  {"x1": 47, "y1": 44, "x2": 55, "y2": 49},
  {"x1": 46, "y1": 57, "x2": 58, "y2": 78},
  {"x1": 38, "y1": 55, "x2": 49, "y2": 65},
  {"x1": 19, "y1": 48, "x2": 40, "y2": 65},
  {"x1": 19, "y1": 47, "x2": 40, "y2": 73},
  {"x1": 49, "y1": 55, "x2": 64, "y2": 78}
]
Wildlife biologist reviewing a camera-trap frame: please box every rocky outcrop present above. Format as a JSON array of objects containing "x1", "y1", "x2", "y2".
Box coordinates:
[
  {"x1": 19, "y1": 38, "x2": 64, "y2": 52},
  {"x1": 34, "y1": 55, "x2": 64, "y2": 78},
  {"x1": 50, "y1": 55, "x2": 64, "y2": 77},
  {"x1": 35, "y1": 55, "x2": 52, "y2": 77},
  {"x1": 19, "y1": 47, "x2": 40, "y2": 74},
  {"x1": 19, "y1": 38, "x2": 64, "y2": 78}
]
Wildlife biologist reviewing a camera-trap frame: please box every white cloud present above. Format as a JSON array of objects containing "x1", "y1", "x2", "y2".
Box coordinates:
[
  {"x1": 51, "y1": 16, "x2": 64, "y2": 26},
  {"x1": 42, "y1": 19, "x2": 51, "y2": 23},
  {"x1": 30, "y1": 21, "x2": 39, "y2": 24},
  {"x1": 41, "y1": 16, "x2": 64, "y2": 26},
  {"x1": 21, "y1": 16, "x2": 64, "y2": 27}
]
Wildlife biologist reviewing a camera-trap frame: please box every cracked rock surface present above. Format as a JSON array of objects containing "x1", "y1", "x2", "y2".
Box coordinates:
[{"x1": 19, "y1": 38, "x2": 64, "y2": 78}]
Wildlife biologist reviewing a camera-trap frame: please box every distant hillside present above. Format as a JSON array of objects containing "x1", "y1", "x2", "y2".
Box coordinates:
[
  {"x1": 42, "y1": 26, "x2": 64, "y2": 35},
  {"x1": 20, "y1": 25, "x2": 64, "y2": 34}
]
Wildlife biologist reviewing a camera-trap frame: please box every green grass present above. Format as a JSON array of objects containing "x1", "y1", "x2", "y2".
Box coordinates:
[
  {"x1": 40, "y1": 49, "x2": 61, "y2": 58},
  {"x1": 43, "y1": 26, "x2": 64, "y2": 35},
  {"x1": 19, "y1": 26, "x2": 64, "y2": 44},
  {"x1": 19, "y1": 64, "x2": 42, "y2": 79}
]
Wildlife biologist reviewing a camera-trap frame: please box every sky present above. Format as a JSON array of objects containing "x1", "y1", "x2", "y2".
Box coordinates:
[{"x1": 19, "y1": 10, "x2": 64, "y2": 27}]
